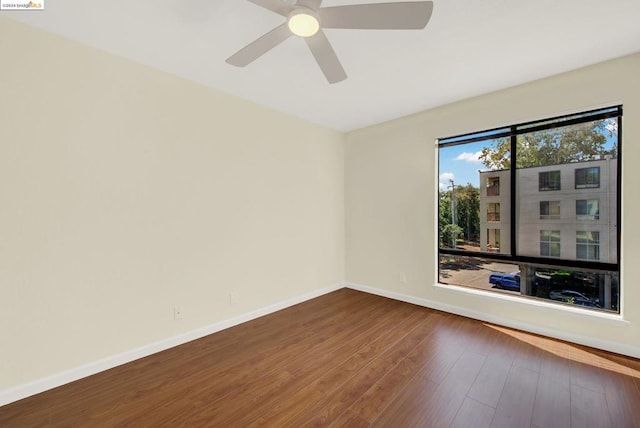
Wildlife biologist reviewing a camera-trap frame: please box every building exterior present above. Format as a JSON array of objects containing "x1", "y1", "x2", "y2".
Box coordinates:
[
  {"x1": 479, "y1": 169, "x2": 511, "y2": 253},
  {"x1": 479, "y1": 157, "x2": 617, "y2": 264}
]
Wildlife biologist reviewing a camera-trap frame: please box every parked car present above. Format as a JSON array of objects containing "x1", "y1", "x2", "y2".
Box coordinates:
[
  {"x1": 549, "y1": 290, "x2": 601, "y2": 308},
  {"x1": 489, "y1": 272, "x2": 520, "y2": 291}
]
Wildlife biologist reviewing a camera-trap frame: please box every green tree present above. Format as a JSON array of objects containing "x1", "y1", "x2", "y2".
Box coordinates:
[
  {"x1": 454, "y1": 184, "x2": 480, "y2": 243},
  {"x1": 441, "y1": 223, "x2": 463, "y2": 249},
  {"x1": 439, "y1": 190, "x2": 452, "y2": 246},
  {"x1": 439, "y1": 184, "x2": 480, "y2": 248},
  {"x1": 479, "y1": 119, "x2": 616, "y2": 170}
]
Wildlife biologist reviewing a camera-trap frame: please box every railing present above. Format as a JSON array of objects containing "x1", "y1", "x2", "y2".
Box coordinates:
[
  {"x1": 487, "y1": 185, "x2": 500, "y2": 196},
  {"x1": 487, "y1": 212, "x2": 500, "y2": 222}
]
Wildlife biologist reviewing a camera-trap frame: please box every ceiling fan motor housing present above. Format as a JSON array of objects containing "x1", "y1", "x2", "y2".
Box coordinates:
[{"x1": 287, "y1": 8, "x2": 320, "y2": 38}]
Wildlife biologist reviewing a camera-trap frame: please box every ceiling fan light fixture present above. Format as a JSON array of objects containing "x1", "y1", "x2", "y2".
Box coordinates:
[{"x1": 288, "y1": 11, "x2": 320, "y2": 37}]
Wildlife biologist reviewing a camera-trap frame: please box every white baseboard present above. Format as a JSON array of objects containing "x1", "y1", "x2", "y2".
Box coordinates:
[
  {"x1": 0, "y1": 283, "x2": 344, "y2": 407},
  {"x1": 346, "y1": 281, "x2": 640, "y2": 360}
]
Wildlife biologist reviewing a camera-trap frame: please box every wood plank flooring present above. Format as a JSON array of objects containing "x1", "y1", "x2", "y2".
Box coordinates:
[{"x1": 2, "y1": 288, "x2": 640, "y2": 427}]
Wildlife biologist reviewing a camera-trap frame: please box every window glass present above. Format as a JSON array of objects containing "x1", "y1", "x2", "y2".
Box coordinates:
[
  {"x1": 516, "y1": 121, "x2": 616, "y2": 263},
  {"x1": 576, "y1": 199, "x2": 599, "y2": 220},
  {"x1": 487, "y1": 203, "x2": 500, "y2": 221},
  {"x1": 540, "y1": 230, "x2": 561, "y2": 257},
  {"x1": 438, "y1": 106, "x2": 621, "y2": 313},
  {"x1": 540, "y1": 201, "x2": 560, "y2": 219},
  {"x1": 577, "y1": 231, "x2": 600, "y2": 260},
  {"x1": 576, "y1": 167, "x2": 600, "y2": 188},
  {"x1": 438, "y1": 139, "x2": 504, "y2": 252},
  {"x1": 487, "y1": 177, "x2": 500, "y2": 196},
  {"x1": 439, "y1": 255, "x2": 619, "y2": 311},
  {"x1": 539, "y1": 171, "x2": 561, "y2": 191}
]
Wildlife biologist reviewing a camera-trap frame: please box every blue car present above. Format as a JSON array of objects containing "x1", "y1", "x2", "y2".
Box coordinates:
[
  {"x1": 489, "y1": 271, "x2": 520, "y2": 291},
  {"x1": 549, "y1": 290, "x2": 601, "y2": 308}
]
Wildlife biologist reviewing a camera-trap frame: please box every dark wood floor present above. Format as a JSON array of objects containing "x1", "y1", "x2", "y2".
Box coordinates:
[{"x1": 2, "y1": 289, "x2": 640, "y2": 427}]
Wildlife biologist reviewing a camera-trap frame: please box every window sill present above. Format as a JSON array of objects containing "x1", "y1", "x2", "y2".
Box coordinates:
[{"x1": 434, "y1": 282, "x2": 628, "y2": 325}]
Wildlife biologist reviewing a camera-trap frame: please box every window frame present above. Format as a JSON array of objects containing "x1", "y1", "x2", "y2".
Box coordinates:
[
  {"x1": 487, "y1": 177, "x2": 500, "y2": 196},
  {"x1": 540, "y1": 230, "x2": 561, "y2": 257},
  {"x1": 576, "y1": 231, "x2": 600, "y2": 261},
  {"x1": 575, "y1": 166, "x2": 601, "y2": 189},
  {"x1": 540, "y1": 200, "x2": 560, "y2": 220},
  {"x1": 437, "y1": 105, "x2": 621, "y2": 273},
  {"x1": 576, "y1": 199, "x2": 599, "y2": 221},
  {"x1": 539, "y1": 170, "x2": 561, "y2": 191},
  {"x1": 487, "y1": 203, "x2": 501, "y2": 222}
]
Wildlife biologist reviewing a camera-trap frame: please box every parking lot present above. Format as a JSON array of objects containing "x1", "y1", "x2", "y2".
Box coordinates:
[{"x1": 438, "y1": 256, "x2": 520, "y2": 295}]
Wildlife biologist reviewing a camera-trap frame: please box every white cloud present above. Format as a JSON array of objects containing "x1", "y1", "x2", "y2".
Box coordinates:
[
  {"x1": 439, "y1": 172, "x2": 454, "y2": 181},
  {"x1": 455, "y1": 151, "x2": 482, "y2": 163},
  {"x1": 439, "y1": 172, "x2": 454, "y2": 190}
]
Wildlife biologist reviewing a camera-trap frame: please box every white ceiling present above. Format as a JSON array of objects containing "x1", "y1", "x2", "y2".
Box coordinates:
[{"x1": 4, "y1": 0, "x2": 640, "y2": 132}]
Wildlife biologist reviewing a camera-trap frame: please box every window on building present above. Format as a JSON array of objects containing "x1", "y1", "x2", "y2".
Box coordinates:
[
  {"x1": 487, "y1": 228, "x2": 500, "y2": 251},
  {"x1": 438, "y1": 105, "x2": 621, "y2": 313},
  {"x1": 576, "y1": 199, "x2": 599, "y2": 220},
  {"x1": 577, "y1": 231, "x2": 600, "y2": 260},
  {"x1": 540, "y1": 201, "x2": 560, "y2": 219},
  {"x1": 539, "y1": 171, "x2": 561, "y2": 191},
  {"x1": 487, "y1": 177, "x2": 500, "y2": 196},
  {"x1": 540, "y1": 230, "x2": 561, "y2": 257},
  {"x1": 575, "y1": 167, "x2": 600, "y2": 189},
  {"x1": 487, "y1": 203, "x2": 500, "y2": 221}
]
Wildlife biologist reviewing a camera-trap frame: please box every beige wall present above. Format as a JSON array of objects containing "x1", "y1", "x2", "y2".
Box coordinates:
[
  {"x1": 0, "y1": 18, "x2": 344, "y2": 392},
  {"x1": 346, "y1": 53, "x2": 640, "y2": 356}
]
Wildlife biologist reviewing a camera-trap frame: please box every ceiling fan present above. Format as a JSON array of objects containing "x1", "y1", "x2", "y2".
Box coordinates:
[{"x1": 226, "y1": 0, "x2": 434, "y2": 84}]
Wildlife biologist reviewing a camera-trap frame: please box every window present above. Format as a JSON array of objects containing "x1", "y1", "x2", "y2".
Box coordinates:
[
  {"x1": 577, "y1": 231, "x2": 600, "y2": 260},
  {"x1": 487, "y1": 177, "x2": 500, "y2": 196},
  {"x1": 575, "y1": 167, "x2": 600, "y2": 188},
  {"x1": 576, "y1": 199, "x2": 599, "y2": 220},
  {"x1": 487, "y1": 228, "x2": 500, "y2": 251},
  {"x1": 540, "y1": 201, "x2": 560, "y2": 219},
  {"x1": 487, "y1": 203, "x2": 500, "y2": 221},
  {"x1": 540, "y1": 230, "x2": 561, "y2": 257},
  {"x1": 539, "y1": 171, "x2": 561, "y2": 191},
  {"x1": 438, "y1": 106, "x2": 621, "y2": 313}
]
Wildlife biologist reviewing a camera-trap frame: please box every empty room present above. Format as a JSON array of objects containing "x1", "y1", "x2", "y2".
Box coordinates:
[{"x1": 1, "y1": 1, "x2": 640, "y2": 426}]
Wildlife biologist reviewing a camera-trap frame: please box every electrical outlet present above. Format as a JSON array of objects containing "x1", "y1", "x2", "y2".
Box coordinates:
[{"x1": 174, "y1": 306, "x2": 184, "y2": 320}]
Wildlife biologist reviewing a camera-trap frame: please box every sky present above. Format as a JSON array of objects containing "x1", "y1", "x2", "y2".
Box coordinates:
[
  {"x1": 438, "y1": 119, "x2": 618, "y2": 192},
  {"x1": 438, "y1": 140, "x2": 493, "y2": 191}
]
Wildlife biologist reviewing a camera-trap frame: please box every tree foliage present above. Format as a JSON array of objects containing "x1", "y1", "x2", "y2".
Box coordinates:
[
  {"x1": 479, "y1": 120, "x2": 616, "y2": 170},
  {"x1": 454, "y1": 184, "x2": 480, "y2": 242},
  {"x1": 441, "y1": 223, "x2": 463, "y2": 249},
  {"x1": 439, "y1": 184, "x2": 480, "y2": 248}
]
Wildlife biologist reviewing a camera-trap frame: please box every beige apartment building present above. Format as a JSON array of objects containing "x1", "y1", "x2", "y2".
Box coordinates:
[{"x1": 479, "y1": 157, "x2": 617, "y2": 264}]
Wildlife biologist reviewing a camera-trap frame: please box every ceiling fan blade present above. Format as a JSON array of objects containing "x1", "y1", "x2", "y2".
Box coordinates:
[
  {"x1": 305, "y1": 30, "x2": 347, "y2": 84},
  {"x1": 296, "y1": 0, "x2": 323, "y2": 8},
  {"x1": 226, "y1": 24, "x2": 292, "y2": 67},
  {"x1": 319, "y1": 1, "x2": 433, "y2": 29},
  {"x1": 247, "y1": 0, "x2": 295, "y2": 16}
]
